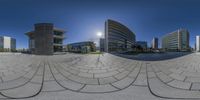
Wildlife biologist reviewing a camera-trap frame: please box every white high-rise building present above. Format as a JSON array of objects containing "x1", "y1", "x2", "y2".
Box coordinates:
[
  {"x1": 0, "y1": 36, "x2": 16, "y2": 51},
  {"x1": 196, "y1": 36, "x2": 200, "y2": 52},
  {"x1": 162, "y1": 29, "x2": 189, "y2": 51}
]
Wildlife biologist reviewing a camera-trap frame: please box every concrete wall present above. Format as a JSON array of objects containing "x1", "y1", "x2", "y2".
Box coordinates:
[
  {"x1": 3, "y1": 36, "x2": 11, "y2": 49},
  {"x1": 196, "y1": 36, "x2": 200, "y2": 52},
  {"x1": 34, "y1": 23, "x2": 54, "y2": 55}
]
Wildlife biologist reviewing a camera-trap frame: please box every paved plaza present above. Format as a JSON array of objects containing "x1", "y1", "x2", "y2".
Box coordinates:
[{"x1": 0, "y1": 52, "x2": 200, "y2": 100}]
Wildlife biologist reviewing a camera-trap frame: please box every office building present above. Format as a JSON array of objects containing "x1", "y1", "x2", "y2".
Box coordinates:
[
  {"x1": 100, "y1": 38, "x2": 105, "y2": 52},
  {"x1": 151, "y1": 37, "x2": 158, "y2": 49},
  {"x1": 136, "y1": 41, "x2": 147, "y2": 49},
  {"x1": 162, "y1": 29, "x2": 189, "y2": 51},
  {"x1": 0, "y1": 36, "x2": 16, "y2": 51},
  {"x1": 26, "y1": 23, "x2": 65, "y2": 55},
  {"x1": 196, "y1": 36, "x2": 200, "y2": 52},
  {"x1": 66, "y1": 41, "x2": 96, "y2": 53},
  {"x1": 105, "y1": 19, "x2": 136, "y2": 53}
]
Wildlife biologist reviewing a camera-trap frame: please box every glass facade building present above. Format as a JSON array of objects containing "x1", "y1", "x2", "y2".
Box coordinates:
[
  {"x1": 105, "y1": 19, "x2": 136, "y2": 53},
  {"x1": 136, "y1": 41, "x2": 147, "y2": 49},
  {"x1": 151, "y1": 37, "x2": 158, "y2": 49},
  {"x1": 66, "y1": 41, "x2": 96, "y2": 53},
  {"x1": 99, "y1": 38, "x2": 105, "y2": 52},
  {"x1": 162, "y1": 29, "x2": 189, "y2": 51}
]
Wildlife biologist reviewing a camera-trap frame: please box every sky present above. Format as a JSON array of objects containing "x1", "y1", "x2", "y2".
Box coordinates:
[{"x1": 0, "y1": 0, "x2": 200, "y2": 48}]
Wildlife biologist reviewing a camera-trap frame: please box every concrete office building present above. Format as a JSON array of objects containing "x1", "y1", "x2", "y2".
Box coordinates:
[
  {"x1": 26, "y1": 23, "x2": 65, "y2": 55},
  {"x1": 151, "y1": 37, "x2": 158, "y2": 49},
  {"x1": 0, "y1": 36, "x2": 16, "y2": 51},
  {"x1": 105, "y1": 19, "x2": 136, "y2": 53},
  {"x1": 99, "y1": 38, "x2": 105, "y2": 52},
  {"x1": 196, "y1": 36, "x2": 200, "y2": 52},
  {"x1": 162, "y1": 29, "x2": 189, "y2": 51},
  {"x1": 66, "y1": 41, "x2": 96, "y2": 53}
]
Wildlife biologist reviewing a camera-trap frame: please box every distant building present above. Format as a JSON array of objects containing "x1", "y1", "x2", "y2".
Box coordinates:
[
  {"x1": 25, "y1": 23, "x2": 65, "y2": 55},
  {"x1": 151, "y1": 37, "x2": 158, "y2": 49},
  {"x1": 196, "y1": 36, "x2": 200, "y2": 52},
  {"x1": 136, "y1": 41, "x2": 147, "y2": 49},
  {"x1": 0, "y1": 36, "x2": 16, "y2": 52},
  {"x1": 100, "y1": 38, "x2": 105, "y2": 52},
  {"x1": 105, "y1": 19, "x2": 136, "y2": 53},
  {"x1": 66, "y1": 41, "x2": 96, "y2": 53},
  {"x1": 162, "y1": 29, "x2": 189, "y2": 51}
]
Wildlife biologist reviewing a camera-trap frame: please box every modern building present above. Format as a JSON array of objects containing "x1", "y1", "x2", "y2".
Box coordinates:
[
  {"x1": 136, "y1": 41, "x2": 148, "y2": 49},
  {"x1": 105, "y1": 19, "x2": 136, "y2": 53},
  {"x1": 99, "y1": 38, "x2": 105, "y2": 52},
  {"x1": 151, "y1": 37, "x2": 158, "y2": 49},
  {"x1": 66, "y1": 41, "x2": 96, "y2": 53},
  {"x1": 196, "y1": 36, "x2": 200, "y2": 52},
  {"x1": 26, "y1": 23, "x2": 65, "y2": 55},
  {"x1": 162, "y1": 29, "x2": 189, "y2": 51},
  {"x1": 0, "y1": 36, "x2": 16, "y2": 52}
]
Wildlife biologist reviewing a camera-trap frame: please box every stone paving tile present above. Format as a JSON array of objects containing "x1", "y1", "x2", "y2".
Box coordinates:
[
  {"x1": 1, "y1": 83, "x2": 41, "y2": 98},
  {"x1": 88, "y1": 69, "x2": 107, "y2": 74},
  {"x1": 169, "y1": 73, "x2": 186, "y2": 81},
  {"x1": 30, "y1": 75, "x2": 43, "y2": 84},
  {"x1": 78, "y1": 72, "x2": 93, "y2": 78},
  {"x1": 148, "y1": 77, "x2": 200, "y2": 99},
  {"x1": 181, "y1": 71, "x2": 200, "y2": 77},
  {"x1": 170, "y1": 68, "x2": 183, "y2": 74},
  {"x1": 156, "y1": 72, "x2": 173, "y2": 83},
  {"x1": 68, "y1": 74, "x2": 99, "y2": 85},
  {"x1": 191, "y1": 83, "x2": 200, "y2": 91},
  {"x1": 0, "y1": 77, "x2": 28, "y2": 90},
  {"x1": 128, "y1": 66, "x2": 140, "y2": 78},
  {"x1": 152, "y1": 65, "x2": 161, "y2": 72},
  {"x1": 58, "y1": 79, "x2": 84, "y2": 91},
  {"x1": 0, "y1": 53, "x2": 200, "y2": 99},
  {"x1": 79, "y1": 68, "x2": 89, "y2": 73},
  {"x1": 133, "y1": 72, "x2": 147, "y2": 86},
  {"x1": 99, "y1": 76, "x2": 117, "y2": 85},
  {"x1": 56, "y1": 67, "x2": 72, "y2": 77},
  {"x1": 42, "y1": 81, "x2": 64, "y2": 92},
  {"x1": 94, "y1": 71, "x2": 119, "y2": 78},
  {"x1": 80, "y1": 84, "x2": 118, "y2": 92},
  {"x1": 185, "y1": 77, "x2": 200, "y2": 83},
  {"x1": 148, "y1": 72, "x2": 156, "y2": 78},
  {"x1": 111, "y1": 77, "x2": 133, "y2": 89},
  {"x1": 167, "y1": 80, "x2": 191, "y2": 90},
  {"x1": 113, "y1": 70, "x2": 129, "y2": 80}
]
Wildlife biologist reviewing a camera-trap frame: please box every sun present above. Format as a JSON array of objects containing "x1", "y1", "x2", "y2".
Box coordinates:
[{"x1": 97, "y1": 32, "x2": 103, "y2": 37}]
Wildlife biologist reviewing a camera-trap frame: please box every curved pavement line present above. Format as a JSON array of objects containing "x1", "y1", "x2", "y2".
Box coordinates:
[
  {"x1": 0, "y1": 62, "x2": 40, "y2": 91},
  {"x1": 153, "y1": 63, "x2": 194, "y2": 91},
  {"x1": 48, "y1": 58, "x2": 142, "y2": 94},
  {"x1": 0, "y1": 61, "x2": 36, "y2": 84},
  {"x1": 0, "y1": 66, "x2": 29, "y2": 83},
  {"x1": 55, "y1": 56, "x2": 139, "y2": 85},
  {"x1": 155, "y1": 71, "x2": 192, "y2": 91},
  {"x1": 0, "y1": 61, "x2": 45, "y2": 99},
  {"x1": 55, "y1": 61, "x2": 139, "y2": 86},
  {"x1": 146, "y1": 65, "x2": 200, "y2": 100},
  {"x1": 0, "y1": 55, "x2": 36, "y2": 83}
]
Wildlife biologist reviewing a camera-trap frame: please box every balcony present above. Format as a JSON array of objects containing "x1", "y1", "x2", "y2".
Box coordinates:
[
  {"x1": 53, "y1": 43, "x2": 63, "y2": 46},
  {"x1": 53, "y1": 35, "x2": 65, "y2": 39}
]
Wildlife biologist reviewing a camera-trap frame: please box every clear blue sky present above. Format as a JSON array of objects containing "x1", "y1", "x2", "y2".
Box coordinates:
[{"x1": 0, "y1": 0, "x2": 199, "y2": 48}]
